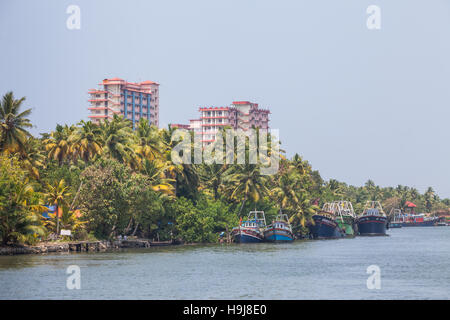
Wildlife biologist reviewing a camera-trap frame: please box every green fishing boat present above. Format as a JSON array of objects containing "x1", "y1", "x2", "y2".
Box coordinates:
[{"x1": 325, "y1": 201, "x2": 356, "y2": 237}]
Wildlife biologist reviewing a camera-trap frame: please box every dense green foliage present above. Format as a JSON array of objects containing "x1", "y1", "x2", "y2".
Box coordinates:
[{"x1": 1, "y1": 91, "x2": 449, "y2": 245}]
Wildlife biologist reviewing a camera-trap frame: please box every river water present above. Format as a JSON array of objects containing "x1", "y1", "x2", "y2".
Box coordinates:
[{"x1": 0, "y1": 227, "x2": 449, "y2": 299}]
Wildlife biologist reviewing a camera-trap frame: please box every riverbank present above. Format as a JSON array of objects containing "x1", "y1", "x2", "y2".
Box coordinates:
[{"x1": 0, "y1": 239, "x2": 178, "y2": 256}]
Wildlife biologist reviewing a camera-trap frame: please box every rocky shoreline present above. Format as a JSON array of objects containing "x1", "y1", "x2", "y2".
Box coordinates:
[{"x1": 0, "y1": 239, "x2": 166, "y2": 256}]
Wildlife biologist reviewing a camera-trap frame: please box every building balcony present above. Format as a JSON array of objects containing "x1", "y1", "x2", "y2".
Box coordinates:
[
  {"x1": 88, "y1": 98, "x2": 108, "y2": 102},
  {"x1": 200, "y1": 116, "x2": 227, "y2": 119},
  {"x1": 88, "y1": 90, "x2": 108, "y2": 94},
  {"x1": 88, "y1": 114, "x2": 109, "y2": 118},
  {"x1": 201, "y1": 123, "x2": 227, "y2": 126}
]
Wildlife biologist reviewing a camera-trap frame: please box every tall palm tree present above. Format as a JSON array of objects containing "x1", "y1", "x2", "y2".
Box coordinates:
[
  {"x1": 291, "y1": 153, "x2": 311, "y2": 175},
  {"x1": 19, "y1": 137, "x2": 45, "y2": 179},
  {"x1": 134, "y1": 118, "x2": 161, "y2": 162},
  {"x1": 159, "y1": 125, "x2": 200, "y2": 199},
  {"x1": 198, "y1": 163, "x2": 227, "y2": 200},
  {"x1": 44, "y1": 124, "x2": 76, "y2": 165},
  {"x1": 289, "y1": 191, "x2": 319, "y2": 228},
  {"x1": 326, "y1": 179, "x2": 344, "y2": 199},
  {"x1": 140, "y1": 158, "x2": 175, "y2": 196},
  {"x1": 0, "y1": 91, "x2": 32, "y2": 154},
  {"x1": 99, "y1": 115, "x2": 137, "y2": 167},
  {"x1": 223, "y1": 163, "x2": 268, "y2": 216},
  {"x1": 425, "y1": 187, "x2": 436, "y2": 212},
  {"x1": 271, "y1": 168, "x2": 301, "y2": 212},
  {"x1": 44, "y1": 179, "x2": 71, "y2": 236},
  {"x1": 70, "y1": 120, "x2": 102, "y2": 162}
]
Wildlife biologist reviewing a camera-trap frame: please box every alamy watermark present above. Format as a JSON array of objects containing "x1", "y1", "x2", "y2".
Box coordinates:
[
  {"x1": 66, "y1": 265, "x2": 81, "y2": 290},
  {"x1": 366, "y1": 265, "x2": 381, "y2": 290},
  {"x1": 366, "y1": 5, "x2": 381, "y2": 30},
  {"x1": 170, "y1": 128, "x2": 280, "y2": 175},
  {"x1": 66, "y1": 5, "x2": 81, "y2": 30}
]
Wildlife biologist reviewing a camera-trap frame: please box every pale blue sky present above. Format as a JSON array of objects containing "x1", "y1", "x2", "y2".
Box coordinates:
[{"x1": 1, "y1": 0, "x2": 450, "y2": 197}]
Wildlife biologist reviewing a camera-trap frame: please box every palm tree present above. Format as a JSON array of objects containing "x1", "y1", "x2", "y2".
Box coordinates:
[
  {"x1": 44, "y1": 179, "x2": 72, "y2": 236},
  {"x1": 99, "y1": 115, "x2": 137, "y2": 167},
  {"x1": 326, "y1": 179, "x2": 344, "y2": 199},
  {"x1": 198, "y1": 163, "x2": 227, "y2": 200},
  {"x1": 159, "y1": 125, "x2": 200, "y2": 199},
  {"x1": 19, "y1": 137, "x2": 45, "y2": 179},
  {"x1": 140, "y1": 158, "x2": 175, "y2": 196},
  {"x1": 289, "y1": 191, "x2": 319, "y2": 228},
  {"x1": 425, "y1": 187, "x2": 436, "y2": 212},
  {"x1": 291, "y1": 153, "x2": 311, "y2": 175},
  {"x1": 271, "y1": 168, "x2": 301, "y2": 212},
  {"x1": 0, "y1": 91, "x2": 32, "y2": 154},
  {"x1": 44, "y1": 124, "x2": 76, "y2": 165},
  {"x1": 70, "y1": 120, "x2": 102, "y2": 162},
  {"x1": 134, "y1": 118, "x2": 161, "y2": 163},
  {"x1": 223, "y1": 163, "x2": 268, "y2": 216}
]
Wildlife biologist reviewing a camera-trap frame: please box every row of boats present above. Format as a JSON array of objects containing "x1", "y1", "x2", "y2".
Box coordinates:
[{"x1": 230, "y1": 200, "x2": 445, "y2": 243}]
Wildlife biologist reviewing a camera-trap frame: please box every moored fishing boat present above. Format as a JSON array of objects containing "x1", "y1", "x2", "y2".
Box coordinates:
[
  {"x1": 231, "y1": 211, "x2": 266, "y2": 243},
  {"x1": 402, "y1": 213, "x2": 439, "y2": 227},
  {"x1": 399, "y1": 201, "x2": 440, "y2": 227},
  {"x1": 308, "y1": 203, "x2": 345, "y2": 239},
  {"x1": 356, "y1": 201, "x2": 388, "y2": 236},
  {"x1": 330, "y1": 201, "x2": 356, "y2": 237},
  {"x1": 264, "y1": 211, "x2": 294, "y2": 242},
  {"x1": 388, "y1": 208, "x2": 403, "y2": 228}
]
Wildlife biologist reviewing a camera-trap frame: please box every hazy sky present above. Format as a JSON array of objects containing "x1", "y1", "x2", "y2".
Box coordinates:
[{"x1": 1, "y1": 0, "x2": 450, "y2": 197}]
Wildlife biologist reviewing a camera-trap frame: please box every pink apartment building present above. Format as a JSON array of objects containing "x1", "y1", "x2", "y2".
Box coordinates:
[
  {"x1": 172, "y1": 101, "x2": 270, "y2": 146},
  {"x1": 88, "y1": 78, "x2": 160, "y2": 128},
  {"x1": 200, "y1": 101, "x2": 270, "y2": 145}
]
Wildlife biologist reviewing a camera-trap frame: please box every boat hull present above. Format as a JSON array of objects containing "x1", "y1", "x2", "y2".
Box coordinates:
[
  {"x1": 389, "y1": 222, "x2": 403, "y2": 228},
  {"x1": 232, "y1": 228, "x2": 264, "y2": 243},
  {"x1": 264, "y1": 228, "x2": 294, "y2": 242},
  {"x1": 402, "y1": 219, "x2": 438, "y2": 227},
  {"x1": 336, "y1": 217, "x2": 355, "y2": 237},
  {"x1": 308, "y1": 215, "x2": 344, "y2": 239},
  {"x1": 357, "y1": 216, "x2": 388, "y2": 236}
]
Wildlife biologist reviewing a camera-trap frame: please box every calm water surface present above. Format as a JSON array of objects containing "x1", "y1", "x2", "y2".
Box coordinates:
[{"x1": 0, "y1": 227, "x2": 449, "y2": 299}]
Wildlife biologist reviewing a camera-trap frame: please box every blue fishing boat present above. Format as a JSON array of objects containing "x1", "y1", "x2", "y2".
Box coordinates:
[
  {"x1": 308, "y1": 203, "x2": 345, "y2": 239},
  {"x1": 231, "y1": 211, "x2": 266, "y2": 243},
  {"x1": 264, "y1": 212, "x2": 294, "y2": 242},
  {"x1": 356, "y1": 201, "x2": 388, "y2": 236}
]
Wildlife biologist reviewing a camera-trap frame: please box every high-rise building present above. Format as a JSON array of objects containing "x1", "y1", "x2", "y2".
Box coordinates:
[
  {"x1": 199, "y1": 101, "x2": 270, "y2": 146},
  {"x1": 88, "y1": 78, "x2": 159, "y2": 128}
]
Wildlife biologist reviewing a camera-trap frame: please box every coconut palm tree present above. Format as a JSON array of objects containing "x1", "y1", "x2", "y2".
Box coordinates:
[
  {"x1": 70, "y1": 120, "x2": 102, "y2": 163},
  {"x1": 271, "y1": 168, "x2": 301, "y2": 212},
  {"x1": 291, "y1": 153, "x2": 311, "y2": 175},
  {"x1": 198, "y1": 163, "x2": 227, "y2": 200},
  {"x1": 44, "y1": 124, "x2": 77, "y2": 165},
  {"x1": 425, "y1": 187, "x2": 436, "y2": 212},
  {"x1": 19, "y1": 137, "x2": 45, "y2": 179},
  {"x1": 289, "y1": 191, "x2": 319, "y2": 228},
  {"x1": 0, "y1": 91, "x2": 32, "y2": 154},
  {"x1": 140, "y1": 158, "x2": 175, "y2": 196},
  {"x1": 134, "y1": 118, "x2": 162, "y2": 162},
  {"x1": 44, "y1": 179, "x2": 72, "y2": 236},
  {"x1": 99, "y1": 115, "x2": 137, "y2": 167},
  {"x1": 223, "y1": 163, "x2": 268, "y2": 216}
]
